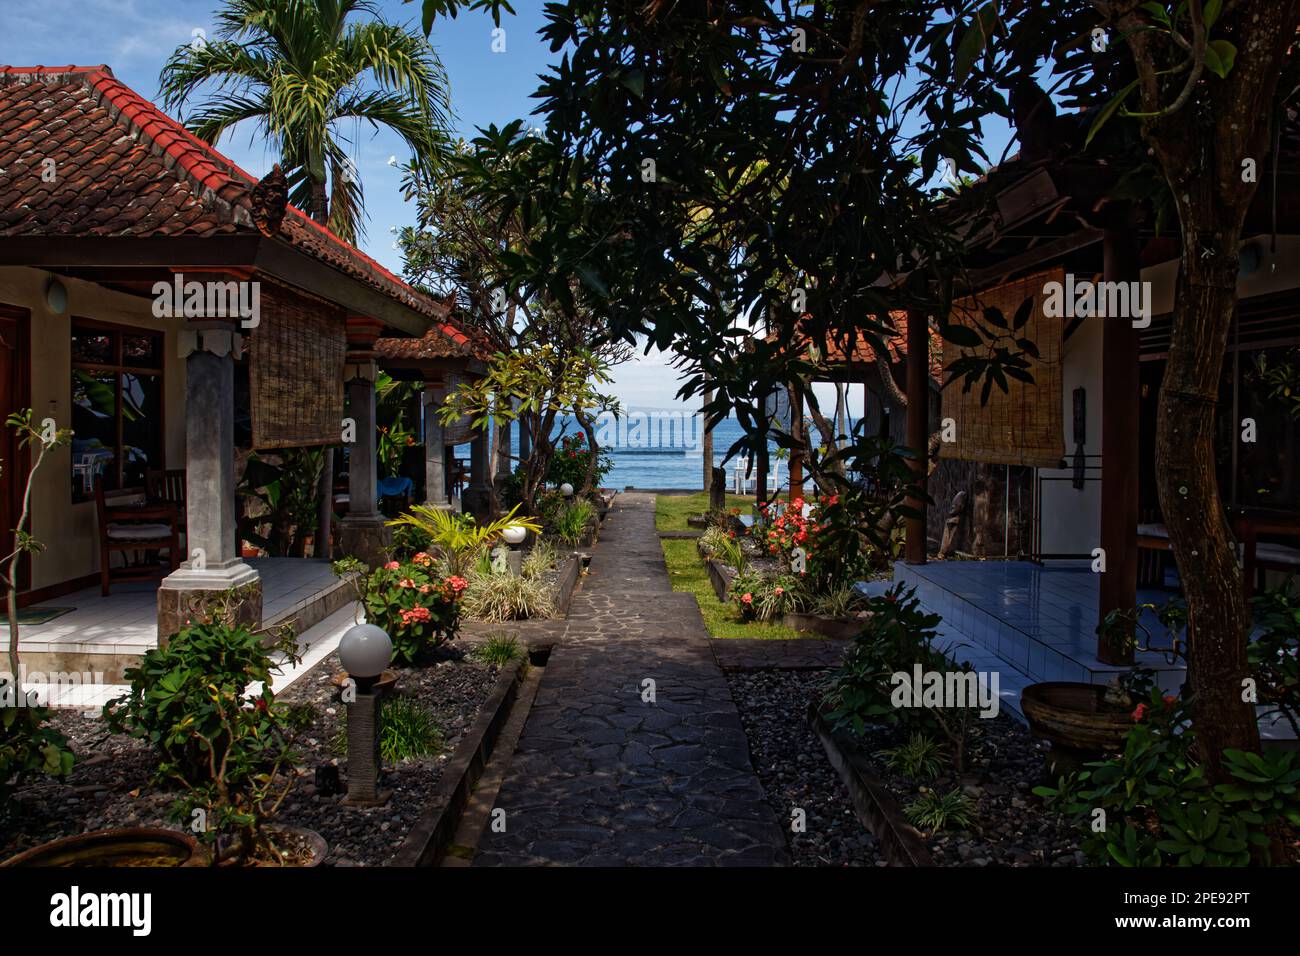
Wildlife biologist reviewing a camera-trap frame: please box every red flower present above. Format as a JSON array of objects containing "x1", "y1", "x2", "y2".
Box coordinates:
[{"x1": 1131, "y1": 703, "x2": 1149, "y2": 722}]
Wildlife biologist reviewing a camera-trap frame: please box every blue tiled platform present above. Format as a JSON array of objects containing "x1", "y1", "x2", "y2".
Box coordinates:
[{"x1": 893, "y1": 559, "x2": 1294, "y2": 741}]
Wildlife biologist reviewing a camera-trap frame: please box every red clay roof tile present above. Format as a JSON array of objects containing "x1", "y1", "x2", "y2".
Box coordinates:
[{"x1": 0, "y1": 64, "x2": 475, "y2": 345}]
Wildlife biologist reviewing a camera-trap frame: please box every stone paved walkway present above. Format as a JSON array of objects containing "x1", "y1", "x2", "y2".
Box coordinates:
[{"x1": 473, "y1": 492, "x2": 788, "y2": 866}]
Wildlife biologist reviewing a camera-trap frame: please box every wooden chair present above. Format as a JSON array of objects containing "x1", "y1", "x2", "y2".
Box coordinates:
[
  {"x1": 146, "y1": 469, "x2": 187, "y2": 533},
  {"x1": 95, "y1": 476, "x2": 181, "y2": 596},
  {"x1": 449, "y1": 458, "x2": 469, "y2": 497}
]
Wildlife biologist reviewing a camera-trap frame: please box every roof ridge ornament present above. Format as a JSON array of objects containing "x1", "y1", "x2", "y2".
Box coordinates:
[{"x1": 251, "y1": 164, "x2": 288, "y2": 238}]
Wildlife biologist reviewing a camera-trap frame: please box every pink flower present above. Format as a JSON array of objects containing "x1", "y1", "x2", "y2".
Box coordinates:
[
  {"x1": 741, "y1": 593, "x2": 753, "y2": 605},
  {"x1": 399, "y1": 577, "x2": 417, "y2": 589},
  {"x1": 384, "y1": 561, "x2": 400, "y2": 570},
  {"x1": 400, "y1": 605, "x2": 432, "y2": 625},
  {"x1": 413, "y1": 552, "x2": 432, "y2": 566},
  {"x1": 774, "y1": 587, "x2": 784, "y2": 596},
  {"x1": 1131, "y1": 703, "x2": 1148, "y2": 722},
  {"x1": 446, "y1": 576, "x2": 468, "y2": 593}
]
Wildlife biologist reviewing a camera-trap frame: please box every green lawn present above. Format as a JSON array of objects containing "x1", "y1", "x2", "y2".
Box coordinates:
[
  {"x1": 660, "y1": 537, "x2": 805, "y2": 640},
  {"x1": 654, "y1": 490, "x2": 755, "y2": 531}
]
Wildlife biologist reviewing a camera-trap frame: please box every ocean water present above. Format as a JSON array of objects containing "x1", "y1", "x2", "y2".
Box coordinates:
[{"x1": 476, "y1": 414, "x2": 856, "y2": 491}]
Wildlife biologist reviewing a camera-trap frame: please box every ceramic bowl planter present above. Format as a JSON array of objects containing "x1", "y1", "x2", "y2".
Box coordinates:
[
  {"x1": 1020, "y1": 681, "x2": 1134, "y2": 773},
  {"x1": 1, "y1": 827, "x2": 206, "y2": 868}
]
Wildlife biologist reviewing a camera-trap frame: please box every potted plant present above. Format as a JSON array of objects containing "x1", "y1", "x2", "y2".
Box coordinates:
[
  {"x1": 1021, "y1": 599, "x2": 1188, "y2": 773},
  {"x1": 1, "y1": 827, "x2": 206, "y2": 868}
]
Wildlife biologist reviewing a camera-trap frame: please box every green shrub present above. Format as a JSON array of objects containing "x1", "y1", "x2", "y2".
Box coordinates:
[
  {"x1": 521, "y1": 539, "x2": 558, "y2": 579},
  {"x1": 1035, "y1": 690, "x2": 1300, "y2": 866},
  {"x1": 820, "y1": 584, "x2": 976, "y2": 770},
  {"x1": 1249, "y1": 581, "x2": 1300, "y2": 738},
  {"x1": 105, "y1": 603, "x2": 297, "y2": 785},
  {"x1": 878, "y1": 732, "x2": 947, "y2": 780},
  {"x1": 808, "y1": 585, "x2": 867, "y2": 618},
  {"x1": 334, "y1": 555, "x2": 466, "y2": 666},
  {"x1": 389, "y1": 521, "x2": 434, "y2": 560},
  {"x1": 697, "y1": 525, "x2": 730, "y2": 559},
  {"x1": 545, "y1": 432, "x2": 612, "y2": 491},
  {"x1": 554, "y1": 499, "x2": 595, "y2": 545},
  {"x1": 1, "y1": 701, "x2": 74, "y2": 812},
  {"x1": 333, "y1": 695, "x2": 444, "y2": 763},
  {"x1": 728, "y1": 571, "x2": 804, "y2": 623},
  {"x1": 471, "y1": 634, "x2": 526, "y2": 666},
  {"x1": 905, "y1": 789, "x2": 977, "y2": 832},
  {"x1": 462, "y1": 572, "x2": 556, "y2": 622},
  {"x1": 385, "y1": 505, "x2": 540, "y2": 578}
]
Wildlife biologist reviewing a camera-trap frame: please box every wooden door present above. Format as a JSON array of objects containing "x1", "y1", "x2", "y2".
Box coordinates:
[{"x1": 0, "y1": 305, "x2": 31, "y2": 596}]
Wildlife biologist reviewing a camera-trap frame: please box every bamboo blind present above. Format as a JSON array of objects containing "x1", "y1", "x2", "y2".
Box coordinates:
[
  {"x1": 438, "y1": 372, "x2": 475, "y2": 446},
  {"x1": 249, "y1": 285, "x2": 346, "y2": 449},
  {"x1": 940, "y1": 268, "x2": 1066, "y2": 469}
]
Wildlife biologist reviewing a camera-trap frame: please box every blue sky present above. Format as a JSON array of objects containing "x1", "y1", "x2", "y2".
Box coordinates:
[{"x1": 3, "y1": 0, "x2": 1013, "y2": 415}]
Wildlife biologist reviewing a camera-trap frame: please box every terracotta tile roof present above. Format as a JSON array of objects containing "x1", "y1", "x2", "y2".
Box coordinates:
[
  {"x1": 781, "y1": 311, "x2": 945, "y2": 383},
  {"x1": 375, "y1": 310, "x2": 491, "y2": 361},
  {"x1": 0, "y1": 65, "x2": 469, "y2": 335}
]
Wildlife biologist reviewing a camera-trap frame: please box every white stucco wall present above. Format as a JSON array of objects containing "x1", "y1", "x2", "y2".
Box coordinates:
[
  {"x1": 1037, "y1": 234, "x2": 1299, "y2": 556},
  {"x1": 1037, "y1": 314, "x2": 1104, "y2": 556},
  {"x1": 0, "y1": 267, "x2": 186, "y2": 591}
]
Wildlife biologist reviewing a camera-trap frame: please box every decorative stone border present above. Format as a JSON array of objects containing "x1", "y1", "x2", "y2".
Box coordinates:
[
  {"x1": 807, "y1": 702, "x2": 936, "y2": 867},
  {"x1": 389, "y1": 657, "x2": 529, "y2": 867},
  {"x1": 553, "y1": 553, "x2": 582, "y2": 616},
  {"x1": 705, "y1": 557, "x2": 735, "y2": 602},
  {"x1": 781, "y1": 611, "x2": 865, "y2": 640}
]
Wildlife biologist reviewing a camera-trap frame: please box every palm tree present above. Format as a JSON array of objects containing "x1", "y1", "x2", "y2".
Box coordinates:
[{"x1": 160, "y1": 0, "x2": 452, "y2": 242}]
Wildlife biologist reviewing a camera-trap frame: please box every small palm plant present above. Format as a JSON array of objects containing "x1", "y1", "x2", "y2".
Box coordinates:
[{"x1": 386, "y1": 504, "x2": 539, "y2": 577}]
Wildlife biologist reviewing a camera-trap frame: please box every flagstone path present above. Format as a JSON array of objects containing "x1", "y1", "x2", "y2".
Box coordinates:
[{"x1": 472, "y1": 492, "x2": 788, "y2": 866}]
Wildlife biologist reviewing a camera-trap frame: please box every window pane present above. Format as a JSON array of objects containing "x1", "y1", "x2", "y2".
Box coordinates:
[
  {"x1": 122, "y1": 333, "x2": 162, "y2": 369},
  {"x1": 72, "y1": 369, "x2": 118, "y2": 495},
  {"x1": 121, "y1": 373, "x2": 163, "y2": 489},
  {"x1": 72, "y1": 328, "x2": 113, "y2": 365}
]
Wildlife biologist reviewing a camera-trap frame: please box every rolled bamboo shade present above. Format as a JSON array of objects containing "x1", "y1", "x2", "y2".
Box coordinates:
[
  {"x1": 438, "y1": 372, "x2": 476, "y2": 446},
  {"x1": 250, "y1": 284, "x2": 346, "y2": 448},
  {"x1": 941, "y1": 268, "x2": 1066, "y2": 469}
]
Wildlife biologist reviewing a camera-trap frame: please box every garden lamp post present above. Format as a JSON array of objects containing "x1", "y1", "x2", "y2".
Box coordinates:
[
  {"x1": 560, "y1": 482, "x2": 575, "y2": 501},
  {"x1": 338, "y1": 623, "x2": 392, "y2": 806},
  {"x1": 500, "y1": 524, "x2": 527, "y2": 576}
]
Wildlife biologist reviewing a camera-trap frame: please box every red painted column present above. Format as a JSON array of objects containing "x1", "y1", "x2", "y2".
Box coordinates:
[
  {"x1": 904, "y1": 309, "x2": 929, "y2": 565},
  {"x1": 1097, "y1": 225, "x2": 1141, "y2": 664}
]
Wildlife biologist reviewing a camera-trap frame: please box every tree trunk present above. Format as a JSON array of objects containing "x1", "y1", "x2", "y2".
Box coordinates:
[
  {"x1": 576, "y1": 410, "x2": 601, "y2": 497},
  {"x1": 1121, "y1": 0, "x2": 1300, "y2": 775}
]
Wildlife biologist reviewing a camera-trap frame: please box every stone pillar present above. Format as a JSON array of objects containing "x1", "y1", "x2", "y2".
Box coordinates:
[
  {"x1": 462, "y1": 428, "x2": 492, "y2": 521},
  {"x1": 423, "y1": 385, "x2": 448, "y2": 507},
  {"x1": 158, "y1": 324, "x2": 261, "y2": 639},
  {"x1": 337, "y1": 320, "x2": 391, "y2": 568}
]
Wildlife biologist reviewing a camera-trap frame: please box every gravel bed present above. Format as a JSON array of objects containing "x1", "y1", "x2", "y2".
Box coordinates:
[
  {"x1": 727, "y1": 668, "x2": 1084, "y2": 867},
  {"x1": 853, "y1": 712, "x2": 1084, "y2": 866},
  {"x1": 727, "y1": 669, "x2": 887, "y2": 866},
  {"x1": 1, "y1": 650, "x2": 502, "y2": 866}
]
